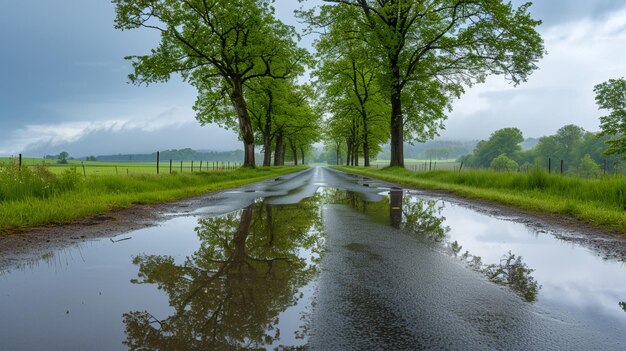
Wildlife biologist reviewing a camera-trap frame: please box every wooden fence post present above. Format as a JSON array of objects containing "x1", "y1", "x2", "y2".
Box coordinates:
[
  {"x1": 200, "y1": 160, "x2": 203, "y2": 172},
  {"x1": 560, "y1": 160, "x2": 563, "y2": 175},
  {"x1": 169, "y1": 160, "x2": 172, "y2": 174},
  {"x1": 115, "y1": 166, "x2": 118, "y2": 176},
  {"x1": 156, "y1": 151, "x2": 160, "y2": 175},
  {"x1": 180, "y1": 160, "x2": 183, "y2": 173},
  {"x1": 191, "y1": 160, "x2": 194, "y2": 173},
  {"x1": 548, "y1": 158, "x2": 551, "y2": 174},
  {"x1": 19, "y1": 153, "x2": 22, "y2": 171}
]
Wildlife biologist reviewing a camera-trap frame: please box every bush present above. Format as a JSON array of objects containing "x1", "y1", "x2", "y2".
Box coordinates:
[
  {"x1": 568, "y1": 154, "x2": 602, "y2": 178},
  {"x1": 490, "y1": 153, "x2": 519, "y2": 172}
]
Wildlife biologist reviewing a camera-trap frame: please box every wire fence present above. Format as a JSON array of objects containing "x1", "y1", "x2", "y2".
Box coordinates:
[
  {"x1": 1, "y1": 153, "x2": 246, "y2": 176},
  {"x1": 370, "y1": 157, "x2": 623, "y2": 177}
]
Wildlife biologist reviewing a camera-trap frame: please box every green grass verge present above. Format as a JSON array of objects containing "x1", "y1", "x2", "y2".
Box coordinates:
[
  {"x1": 0, "y1": 166, "x2": 306, "y2": 233},
  {"x1": 334, "y1": 166, "x2": 626, "y2": 237}
]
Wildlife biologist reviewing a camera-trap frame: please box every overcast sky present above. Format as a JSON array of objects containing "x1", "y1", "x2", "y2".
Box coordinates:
[{"x1": 1, "y1": 1, "x2": 625, "y2": 157}]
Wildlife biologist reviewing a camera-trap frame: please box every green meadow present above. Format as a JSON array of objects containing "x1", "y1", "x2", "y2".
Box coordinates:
[{"x1": 0, "y1": 159, "x2": 305, "y2": 233}]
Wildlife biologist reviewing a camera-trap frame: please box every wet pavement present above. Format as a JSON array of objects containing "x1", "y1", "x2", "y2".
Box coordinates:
[{"x1": 0, "y1": 167, "x2": 625, "y2": 350}]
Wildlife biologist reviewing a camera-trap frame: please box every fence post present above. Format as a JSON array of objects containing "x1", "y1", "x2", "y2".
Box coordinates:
[
  {"x1": 191, "y1": 160, "x2": 194, "y2": 173},
  {"x1": 18, "y1": 153, "x2": 22, "y2": 171},
  {"x1": 429, "y1": 160, "x2": 432, "y2": 172},
  {"x1": 82, "y1": 162, "x2": 86, "y2": 177},
  {"x1": 180, "y1": 160, "x2": 183, "y2": 173},
  {"x1": 200, "y1": 160, "x2": 203, "y2": 172},
  {"x1": 560, "y1": 160, "x2": 563, "y2": 175},
  {"x1": 156, "y1": 151, "x2": 160, "y2": 175},
  {"x1": 115, "y1": 166, "x2": 118, "y2": 176},
  {"x1": 169, "y1": 160, "x2": 172, "y2": 174},
  {"x1": 548, "y1": 158, "x2": 551, "y2": 174}
]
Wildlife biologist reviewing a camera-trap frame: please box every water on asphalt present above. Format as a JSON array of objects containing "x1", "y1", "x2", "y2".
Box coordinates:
[{"x1": 0, "y1": 167, "x2": 624, "y2": 350}]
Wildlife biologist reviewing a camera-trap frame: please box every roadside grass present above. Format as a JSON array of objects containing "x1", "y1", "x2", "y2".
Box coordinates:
[
  {"x1": 334, "y1": 166, "x2": 626, "y2": 237},
  {"x1": 0, "y1": 164, "x2": 306, "y2": 233}
]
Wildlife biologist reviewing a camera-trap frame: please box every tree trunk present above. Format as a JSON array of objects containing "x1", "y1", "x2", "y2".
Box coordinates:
[
  {"x1": 230, "y1": 80, "x2": 256, "y2": 168},
  {"x1": 300, "y1": 146, "x2": 305, "y2": 165},
  {"x1": 290, "y1": 140, "x2": 298, "y2": 166},
  {"x1": 346, "y1": 139, "x2": 352, "y2": 166},
  {"x1": 389, "y1": 62, "x2": 404, "y2": 168},
  {"x1": 281, "y1": 143, "x2": 286, "y2": 165},
  {"x1": 274, "y1": 131, "x2": 284, "y2": 166},
  {"x1": 362, "y1": 112, "x2": 370, "y2": 167},
  {"x1": 262, "y1": 92, "x2": 273, "y2": 167},
  {"x1": 336, "y1": 142, "x2": 340, "y2": 165}
]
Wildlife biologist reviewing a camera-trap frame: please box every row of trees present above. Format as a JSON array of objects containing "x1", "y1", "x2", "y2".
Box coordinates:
[
  {"x1": 459, "y1": 124, "x2": 623, "y2": 176},
  {"x1": 115, "y1": 0, "x2": 545, "y2": 168},
  {"x1": 114, "y1": 0, "x2": 321, "y2": 167},
  {"x1": 308, "y1": 0, "x2": 544, "y2": 167},
  {"x1": 114, "y1": 1, "x2": 623, "y2": 169}
]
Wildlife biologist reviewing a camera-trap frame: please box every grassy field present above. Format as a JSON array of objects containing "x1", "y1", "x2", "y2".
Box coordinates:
[
  {"x1": 0, "y1": 163, "x2": 306, "y2": 233},
  {"x1": 334, "y1": 166, "x2": 626, "y2": 237},
  {"x1": 0, "y1": 157, "x2": 240, "y2": 176}
]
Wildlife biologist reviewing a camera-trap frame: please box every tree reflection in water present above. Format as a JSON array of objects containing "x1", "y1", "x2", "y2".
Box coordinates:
[
  {"x1": 324, "y1": 188, "x2": 540, "y2": 302},
  {"x1": 123, "y1": 196, "x2": 324, "y2": 350}
]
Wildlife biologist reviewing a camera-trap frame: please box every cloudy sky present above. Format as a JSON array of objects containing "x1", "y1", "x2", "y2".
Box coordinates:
[{"x1": 1, "y1": 1, "x2": 625, "y2": 157}]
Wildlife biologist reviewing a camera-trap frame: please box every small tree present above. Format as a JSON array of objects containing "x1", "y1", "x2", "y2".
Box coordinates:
[
  {"x1": 490, "y1": 153, "x2": 518, "y2": 172},
  {"x1": 57, "y1": 152, "x2": 69, "y2": 164},
  {"x1": 594, "y1": 78, "x2": 626, "y2": 158},
  {"x1": 569, "y1": 154, "x2": 602, "y2": 178}
]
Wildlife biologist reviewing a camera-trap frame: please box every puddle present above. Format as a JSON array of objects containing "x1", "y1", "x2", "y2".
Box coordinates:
[{"x1": 1, "y1": 169, "x2": 625, "y2": 349}]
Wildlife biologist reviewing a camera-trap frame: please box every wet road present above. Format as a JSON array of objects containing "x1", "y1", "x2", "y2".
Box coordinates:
[{"x1": 0, "y1": 167, "x2": 625, "y2": 350}]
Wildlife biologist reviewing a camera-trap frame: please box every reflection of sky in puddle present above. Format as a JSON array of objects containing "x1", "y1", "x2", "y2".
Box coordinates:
[{"x1": 438, "y1": 201, "x2": 626, "y2": 328}]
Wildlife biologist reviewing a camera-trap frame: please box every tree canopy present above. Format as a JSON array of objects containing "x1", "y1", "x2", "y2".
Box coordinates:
[
  {"x1": 114, "y1": 0, "x2": 310, "y2": 167},
  {"x1": 303, "y1": 0, "x2": 544, "y2": 166},
  {"x1": 594, "y1": 78, "x2": 626, "y2": 158}
]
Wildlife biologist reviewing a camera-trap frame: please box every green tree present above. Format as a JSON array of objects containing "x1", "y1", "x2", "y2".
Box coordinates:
[
  {"x1": 305, "y1": 0, "x2": 544, "y2": 167},
  {"x1": 113, "y1": 0, "x2": 308, "y2": 167},
  {"x1": 467, "y1": 128, "x2": 524, "y2": 168},
  {"x1": 569, "y1": 154, "x2": 602, "y2": 178},
  {"x1": 57, "y1": 151, "x2": 69, "y2": 165},
  {"x1": 313, "y1": 4, "x2": 390, "y2": 167},
  {"x1": 594, "y1": 78, "x2": 626, "y2": 158},
  {"x1": 490, "y1": 153, "x2": 519, "y2": 172}
]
